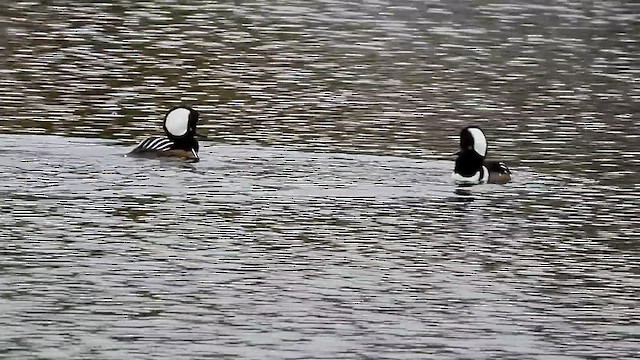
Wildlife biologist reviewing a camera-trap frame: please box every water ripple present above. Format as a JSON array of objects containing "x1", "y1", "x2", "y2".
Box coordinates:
[{"x1": 1, "y1": 0, "x2": 639, "y2": 358}]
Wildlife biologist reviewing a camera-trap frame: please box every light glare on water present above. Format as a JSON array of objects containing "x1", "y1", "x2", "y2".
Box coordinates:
[{"x1": 1, "y1": 134, "x2": 638, "y2": 359}]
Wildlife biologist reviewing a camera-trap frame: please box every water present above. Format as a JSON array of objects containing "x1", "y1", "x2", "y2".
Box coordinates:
[{"x1": 1, "y1": 1, "x2": 638, "y2": 359}]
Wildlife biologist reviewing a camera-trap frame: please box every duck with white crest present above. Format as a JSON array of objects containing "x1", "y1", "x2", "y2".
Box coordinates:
[
  {"x1": 452, "y1": 126, "x2": 511, "y2": 184},
  {"x1": 127, "y1": 106, "x2": 201, "y2": 162}
]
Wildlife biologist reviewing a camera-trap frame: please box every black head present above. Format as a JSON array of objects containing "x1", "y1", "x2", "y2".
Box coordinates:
[
  {"x1": 163, "y1": 106, "x2": 199, "y2": 140},
  {"x1": 454, "y1": 126, "x2": 488, "y2": 178},
  {"x1": 459, "y1": 126, "x2": 487, "y2": 158}
]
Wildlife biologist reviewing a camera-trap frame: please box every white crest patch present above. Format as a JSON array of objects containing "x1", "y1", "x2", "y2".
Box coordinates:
[
  {"x1": 165, "y1": 108, "x2": 191, "y2": 137},
  {"x1": 468, "y1": 127, "x2": 487, "y2": 157}
]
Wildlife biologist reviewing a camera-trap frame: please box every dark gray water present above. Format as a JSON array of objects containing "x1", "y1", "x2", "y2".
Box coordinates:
[{"x1": 1, "y1": 1, "x2": 638, "y2": 359}]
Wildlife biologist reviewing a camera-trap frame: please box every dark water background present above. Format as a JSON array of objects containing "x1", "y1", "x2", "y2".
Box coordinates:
[{"x1": 0, "y1": 1, "x2": 638, "y2": 359}]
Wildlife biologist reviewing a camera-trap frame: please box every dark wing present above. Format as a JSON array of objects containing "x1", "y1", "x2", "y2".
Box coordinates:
[
  {"x1": 130, "y1": 136, "x2": 173, "y2": 153},
  {"x1": 485, "y1": 160, "x2": 511, "y2": 174}
]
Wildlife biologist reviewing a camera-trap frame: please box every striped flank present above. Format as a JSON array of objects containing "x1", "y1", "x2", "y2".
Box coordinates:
[{"x1": 135, "y1": 136, "x2": 173, "y2": 152}]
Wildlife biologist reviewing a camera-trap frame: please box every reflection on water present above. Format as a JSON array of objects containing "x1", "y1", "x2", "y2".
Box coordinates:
[
  {"x1": 1, "y1": 0, "x2": 639, "y2": 359},
  {"x1": 1, "y1": 135, "x2": 638, "y2": 359},
  {"x1": 0, "y1": 0, "x2": 637, "y2": 185}
]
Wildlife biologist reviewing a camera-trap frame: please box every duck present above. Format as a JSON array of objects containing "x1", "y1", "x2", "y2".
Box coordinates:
[
  {"x1": 127, "y1": 106, "x2": 201, "y2": 162},
  {"x1": 452, "y1": 126, "x2": 511, "y2": 184}
]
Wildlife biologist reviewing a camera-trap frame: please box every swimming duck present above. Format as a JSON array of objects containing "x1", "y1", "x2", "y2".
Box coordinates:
[
  {"x1": 127, "y1": 106, "x2": 200, "y2": 162},
  {"x1": 452, "y1": 126, "x2": 511, "y2": 184}
]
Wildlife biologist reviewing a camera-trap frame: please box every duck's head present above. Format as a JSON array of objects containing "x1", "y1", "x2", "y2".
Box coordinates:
[
  {"x1": 459, "y1": 126, "x2": 487, "y2": 158},
  {"x1": 163, "y1": 106, "x2": 200, "y2": 140}
]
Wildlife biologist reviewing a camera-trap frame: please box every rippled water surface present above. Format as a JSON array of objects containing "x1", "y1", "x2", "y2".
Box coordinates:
[{"x1": 1, "y1": 1, "x2": 638, "y2": 359}]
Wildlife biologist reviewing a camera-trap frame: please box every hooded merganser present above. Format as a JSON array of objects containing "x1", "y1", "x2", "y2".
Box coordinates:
[
  {"x1": 127, "y1": 106, "x2": 200, "y2": 162},
  {"x1": 452, "y1": 126, "x2": 511, "y2": 184}
]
